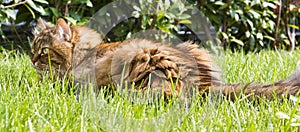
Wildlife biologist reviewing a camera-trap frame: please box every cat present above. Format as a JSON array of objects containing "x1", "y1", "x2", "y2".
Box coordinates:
[{"x1": 31, "y1": 18, "x2": 300, "y2": 100}]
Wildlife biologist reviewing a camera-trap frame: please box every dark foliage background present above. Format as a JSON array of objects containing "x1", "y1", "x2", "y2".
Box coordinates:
[{"x1": 1, "y1": 0, "x2": 300, "y2": 52}]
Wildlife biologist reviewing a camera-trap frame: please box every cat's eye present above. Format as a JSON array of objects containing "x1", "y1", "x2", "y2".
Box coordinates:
[{"x1": 42, "y1": 48, "x2": 49, "y2": 54}]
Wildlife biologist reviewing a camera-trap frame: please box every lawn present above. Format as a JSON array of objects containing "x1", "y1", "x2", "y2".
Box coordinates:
[{"x1": 1, "y1": 48, "x2": 300, "y2": 131}]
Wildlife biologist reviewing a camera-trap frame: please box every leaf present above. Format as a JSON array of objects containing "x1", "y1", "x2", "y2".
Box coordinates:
[
  {"x1": 283, "y1": 39, "x2": 290, "y2": 45},
  {"x1": 33, "y1": 0, "x2": 48, "y2": 4},
  {"x1": 64, "y1": 17, "x2": 77, "y2": 25},
  {"x1": 77, "y1": 18, "x2": 89, "y2": 26},
  {"x1": 86, "y1": 0, "x2": 93, "y2": 7},
  {"x1": 246, "y1": 19, "x2": 254, "y2": 29},
  {"x1": 2, "y1": 9, "x2": 18, "y2": 20},
  {"x1": 251, "y1": 0, "x2": 260, "y2": 6},
  {"x1": 280, "y1": 34, "x2": 288, "y2": 39},
  {"x1": 268, "y1": 20, "x2": 275, "y2": 30},
  {"x1": 243, "y1": 0, "x2": 250, "y2": 5},
  {"x1": 262, "y1": 2, "x2": 276, "y2": 9},
  {"x1": 245, "y1": 31, "x2": 250, "y2": 38},
  {"x1": 132, "y1": 11, "x2": 140, "y2": 18},
  {"x1": 157, "y1": 10, "x2": 165, "y2": 21},
  {"x1": 133, "y1": 5, "x2": 141, "y2": 12},
  {"x1": 235, "y1": 9, "x2": 243, "y2": 15},
  {"x1": 214, "y1": 1, "x2": 227, "y2": 9},
  {"x1": 158, "y1": 24, "x2": 171, "y2": 33},
  {"x1": 27, "y1": 0, "x2": 47, "y2": 16},
  {"x1": 234, "y1": 13, "x2": 239, "y2": 21},
  {"x1": 258, "y1": 40, "x2": 264, "y2": 46},
  {"x1": 288, "y1": 24, "x2": 299, "y2": 30},
  {"x1": 221, "y1": 32, "x2": 228, "y2": 40},
  {"x1": 249, "y1": 10, "x2": 260, "y2": 19},
  {"x1": 257, "y1": 32, "x2": 263, "y2": 40},
  {"x1": 178, "y1": 20, "x2": 191, "y2": 24},
  {"x1": 50, "y1": 7, "x2": 59, "y2": 17},
  {"x1": 214, "y1": 1, "x2": 226, "y2": 5},
  {"x1": 263, "y1": 35, "x2": 275, "y2": 41},
  {"x1": 231, "y1": 37, "x2": 244, "y2": 46},
  {"x1": 229, "y1": 10, "x2": 236, "y2": 18},
  {"x1": 179, "y1": 14, "x2": 191, "y2": 19},
  {"x1": 165, "y1": 12, "x2": 175, "y2": 19}
]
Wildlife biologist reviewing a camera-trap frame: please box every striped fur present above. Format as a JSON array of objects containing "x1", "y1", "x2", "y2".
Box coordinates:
[{"x1": 31, "y1": 18, "x2": 300, "y2": 100}]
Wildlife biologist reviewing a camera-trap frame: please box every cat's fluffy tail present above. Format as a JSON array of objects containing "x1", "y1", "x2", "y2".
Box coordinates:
[{"x1": 215, "y1": 70, "x2": 300, "y2": 100}]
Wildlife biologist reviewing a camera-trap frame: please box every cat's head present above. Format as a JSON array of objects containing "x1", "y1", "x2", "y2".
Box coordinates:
[{"x1": 31, "y1": 18, "x2": 76, "y2": 77}]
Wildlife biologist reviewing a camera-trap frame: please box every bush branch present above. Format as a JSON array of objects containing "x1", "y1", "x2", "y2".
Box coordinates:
[{"x1": 0, "y1": 0, "x2": 28, "y2": 9}]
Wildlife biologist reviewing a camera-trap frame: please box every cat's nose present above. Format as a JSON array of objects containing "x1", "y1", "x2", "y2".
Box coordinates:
[
  {"x1": 31, "y1": 58, "x2": 38, "y2": 66},
  {"x1": 31, "y1": 54, "x2": 39, "y2": 65},
  {"x1": 31, "y1": 59, "x2": 37, "y2": 65}
]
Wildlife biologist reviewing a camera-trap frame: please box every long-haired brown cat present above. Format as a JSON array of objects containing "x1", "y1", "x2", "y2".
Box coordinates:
[{"x1": 31, "y1": 18, "x2": 300, "y2": 100}]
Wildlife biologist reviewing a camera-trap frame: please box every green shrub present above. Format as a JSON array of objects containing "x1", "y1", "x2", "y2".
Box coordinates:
[{"x1": 1, "y1": 0, "x2": 300, "y2": 52}]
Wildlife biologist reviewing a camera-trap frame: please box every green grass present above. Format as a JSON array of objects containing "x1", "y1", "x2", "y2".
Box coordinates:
[{"x1": 1, "y1": 49, "x2": 300, "y2": 131}]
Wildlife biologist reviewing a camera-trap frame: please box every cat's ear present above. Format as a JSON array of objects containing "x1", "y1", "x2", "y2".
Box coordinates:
[
  {"x1": 33, "y1": 18, "x2": 51, "y2": 36},
  {"x1": 55, "y1": 18, "x2": 72, "y2": 42}
]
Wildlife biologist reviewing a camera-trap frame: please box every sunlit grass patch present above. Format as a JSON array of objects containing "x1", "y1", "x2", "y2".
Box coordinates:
[{"x1": 0, "y1": 49, "x2": 300, "y2": 131}]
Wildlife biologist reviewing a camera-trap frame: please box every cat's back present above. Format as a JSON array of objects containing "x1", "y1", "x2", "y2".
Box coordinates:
[
  {"x1": 97, "y1": 42, "x2": 122, "y2": 57},
  {"x1": 104, "y1": 39, "x2": 220, "y2": 96}
]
